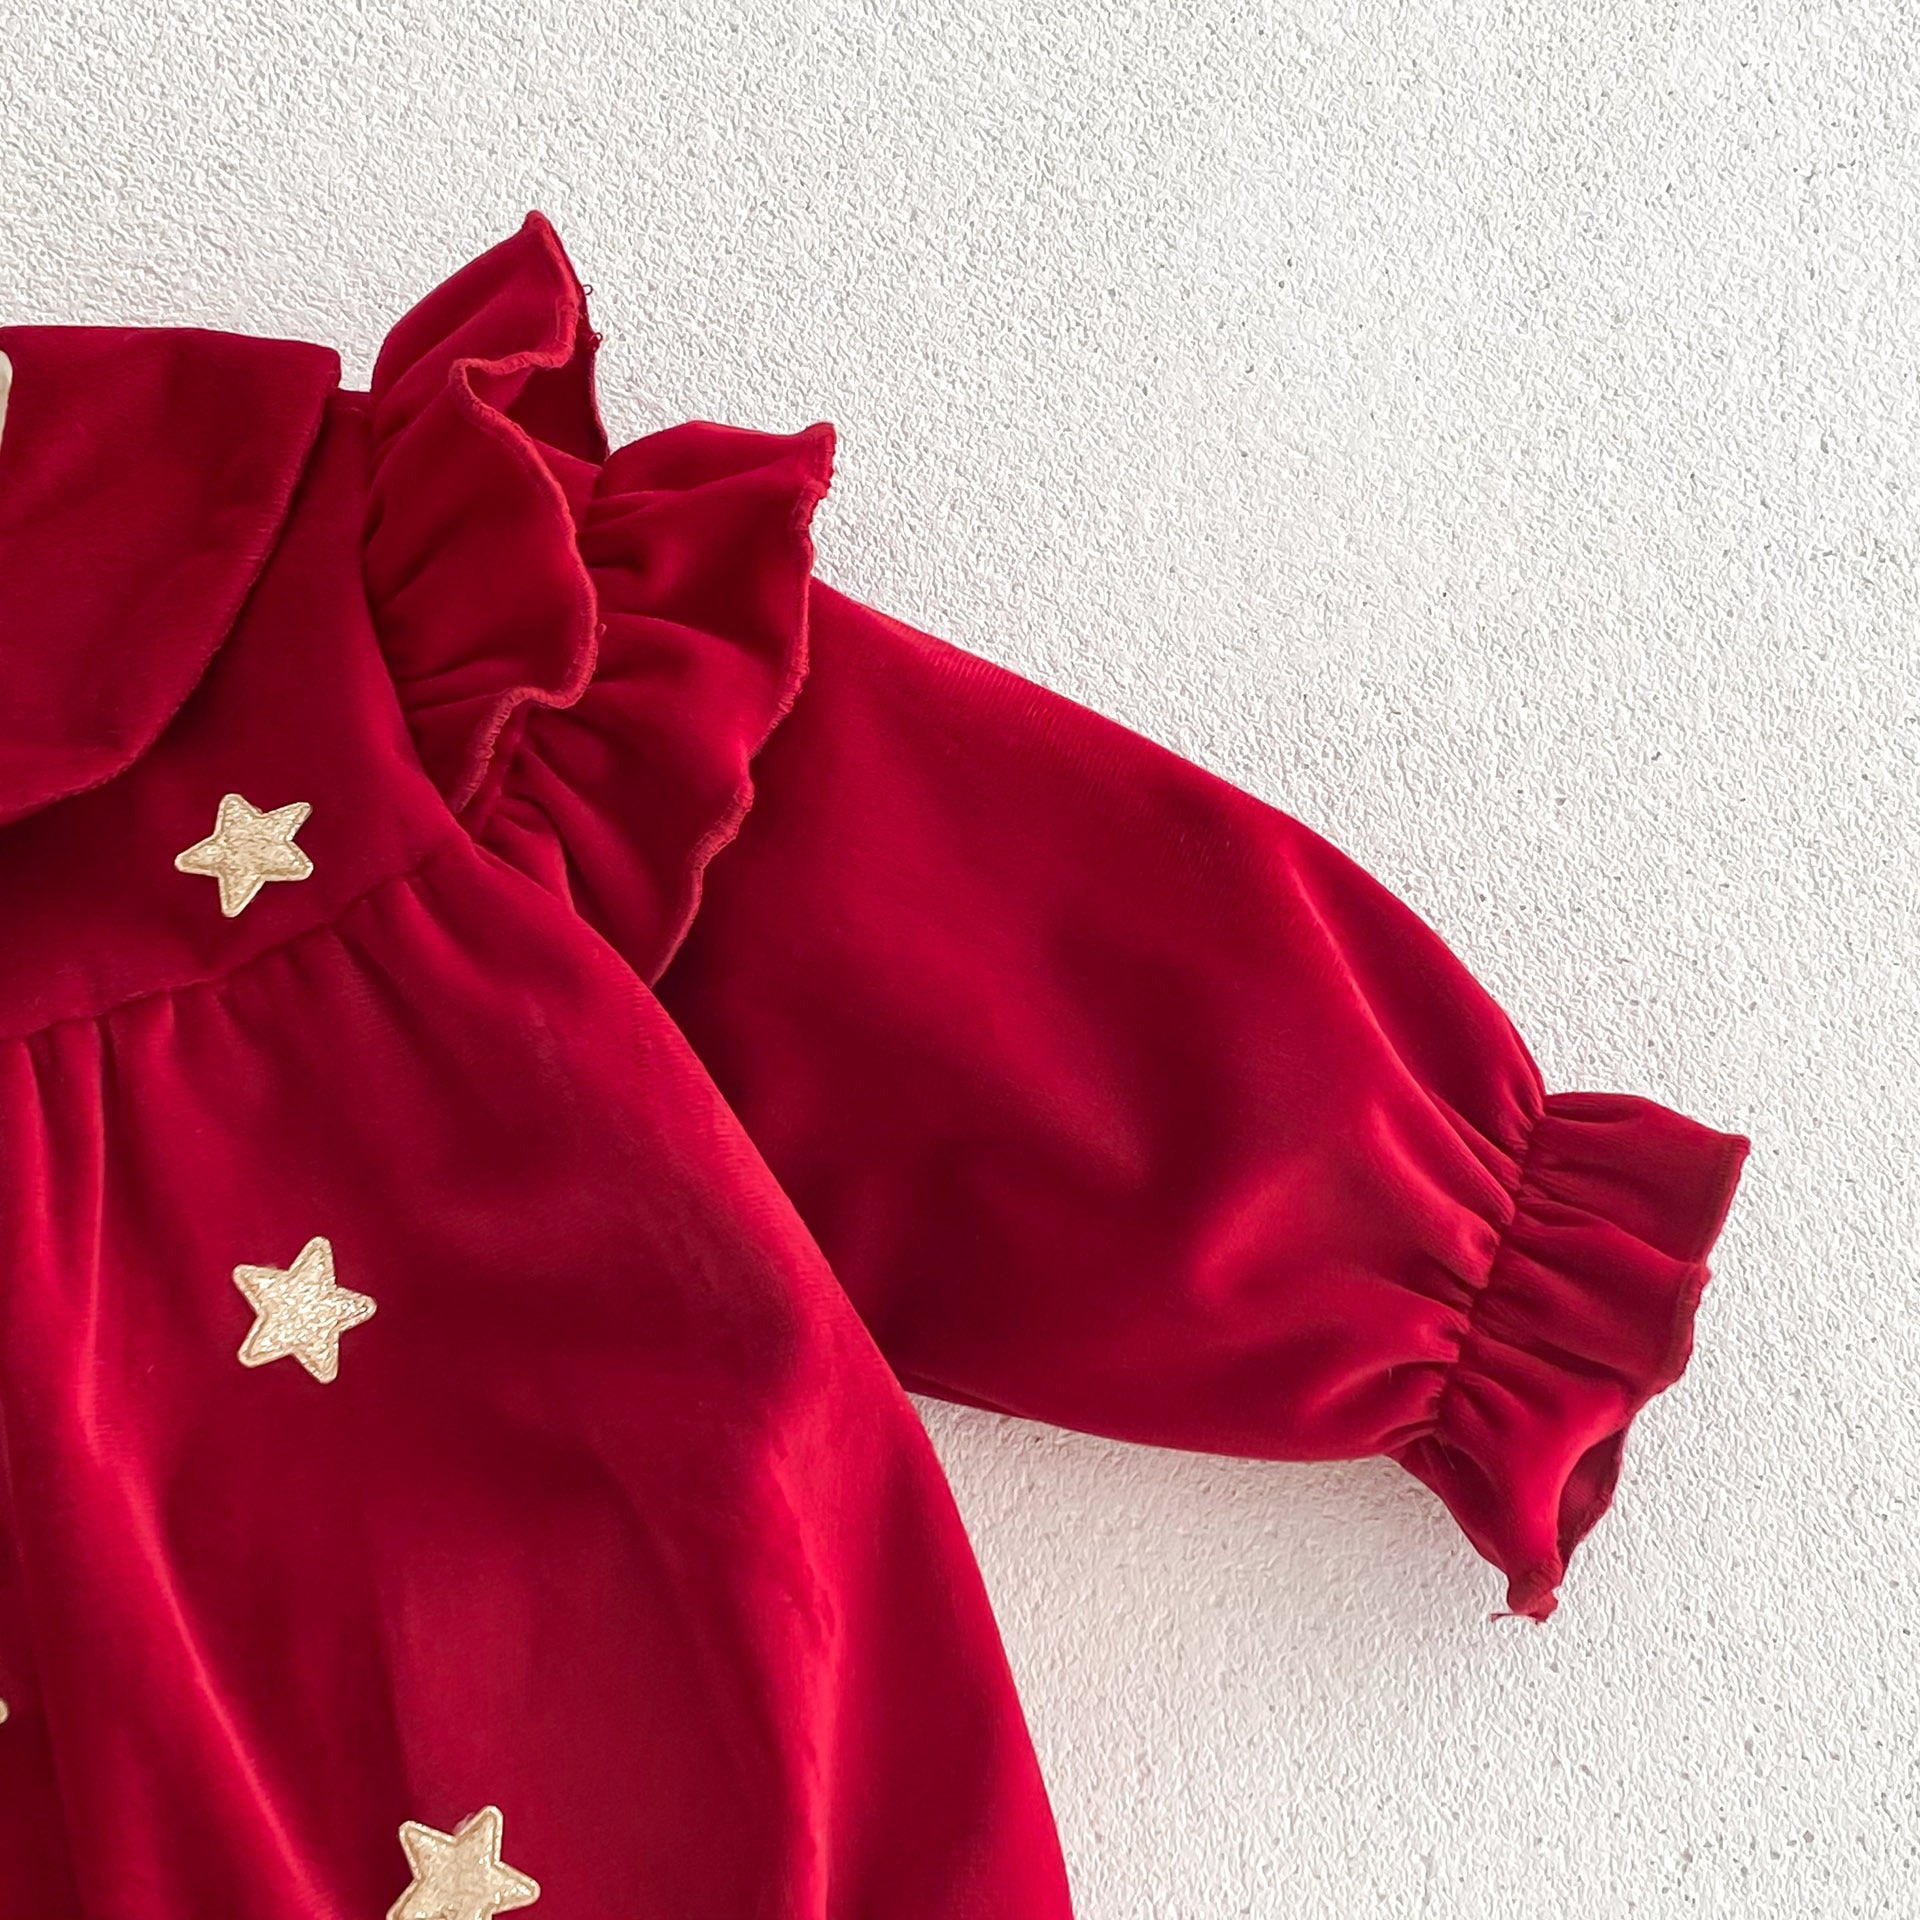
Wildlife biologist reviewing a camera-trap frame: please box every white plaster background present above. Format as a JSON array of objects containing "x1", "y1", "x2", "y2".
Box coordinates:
[{"x1": 2, "y1": 3, "x2": 1912, "y2": 1914}]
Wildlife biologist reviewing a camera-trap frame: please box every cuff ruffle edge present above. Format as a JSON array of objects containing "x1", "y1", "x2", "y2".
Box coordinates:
[{"x1": 1395, "y1": 1090, "x2": 1751, "y2": 1621}]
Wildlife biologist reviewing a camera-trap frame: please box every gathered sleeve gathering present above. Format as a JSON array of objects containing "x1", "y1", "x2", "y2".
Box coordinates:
[{"x1": 653, "y1": 586, "x2": 1750, "y2": 1621}]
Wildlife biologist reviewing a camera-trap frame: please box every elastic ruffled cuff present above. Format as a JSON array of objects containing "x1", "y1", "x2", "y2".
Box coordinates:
[{"x1": 1395, "y1": 1090, "x2": 1750, "y2": 1621}]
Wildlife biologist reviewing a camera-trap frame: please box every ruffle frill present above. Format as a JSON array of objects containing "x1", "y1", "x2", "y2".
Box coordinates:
[{"x1": 363, "y1": 211, "x2": 836, "y2": 979}]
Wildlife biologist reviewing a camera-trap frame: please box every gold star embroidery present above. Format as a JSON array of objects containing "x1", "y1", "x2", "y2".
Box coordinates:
[
  {"x1": 389, "y1": 1806, "x2": 541, "y2": 1920},
  {"x1": 174, "y1": 792, "x2": 314, "y2": 916},
  {"x1": 233, "y1": 1236, "x2": 375, "y2": 1384}
]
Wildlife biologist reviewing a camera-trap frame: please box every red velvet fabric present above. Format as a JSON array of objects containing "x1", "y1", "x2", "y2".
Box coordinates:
[{"x1": 0, "y1": 213, "x2": 1749, "y2": 1916}]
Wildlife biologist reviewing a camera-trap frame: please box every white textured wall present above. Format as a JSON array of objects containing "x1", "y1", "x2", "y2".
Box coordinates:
[{"x1": 4, "y1": 5, "x2": 1912, "y2": 1914}]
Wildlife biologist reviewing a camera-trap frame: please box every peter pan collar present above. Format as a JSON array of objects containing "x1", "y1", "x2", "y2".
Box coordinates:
[{"x1": 0, "y1": 317, "x2": 338, "y2": 826}]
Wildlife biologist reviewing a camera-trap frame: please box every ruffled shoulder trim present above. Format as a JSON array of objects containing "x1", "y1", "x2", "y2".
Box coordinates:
[
  {"x1": 0, "y1": 321, "x2": 337, "y2": 826},
  {"x1": 364, "y1": 211, "x2": 610, "y2": 813},
  {"x1": 363, "y1": 213, "x2": 836, "y2": 979}
]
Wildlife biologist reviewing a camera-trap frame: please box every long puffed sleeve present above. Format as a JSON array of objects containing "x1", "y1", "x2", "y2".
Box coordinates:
[
  {"x1": 653, "y1": 583, "x2": 1751, "y2": 1621},
  {"x1": 359, "y1": 211, "x2": 1749, "y2": 1623}
]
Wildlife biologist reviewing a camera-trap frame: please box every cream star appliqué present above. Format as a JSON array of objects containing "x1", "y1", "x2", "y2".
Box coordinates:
[
  {"x1": 232, "y1": 1236, "x2": 375, "y2": 1384},
  {"x1": 174, "y1": 792, "x2": 314, "y2": 916},
  {"x1": 389, "y1": 1806, "x2": 541, "y2": 1920}
]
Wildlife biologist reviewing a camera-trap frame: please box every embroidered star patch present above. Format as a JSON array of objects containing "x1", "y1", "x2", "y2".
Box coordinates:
[
  {"x1": 174, "y1": 792, "x2": 314, "y2": 916},
  {"x1": 232, "y1": 1236, "x2": 375, "y2": 1384},
  {"x1": 388, "y1": 1806, "x2": 541, "y2": 1920}
]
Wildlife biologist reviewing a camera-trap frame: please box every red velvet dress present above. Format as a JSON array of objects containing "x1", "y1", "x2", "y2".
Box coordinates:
[{"x1": 0, "y1": 214, "x2": 1750, "y2": 1919}]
